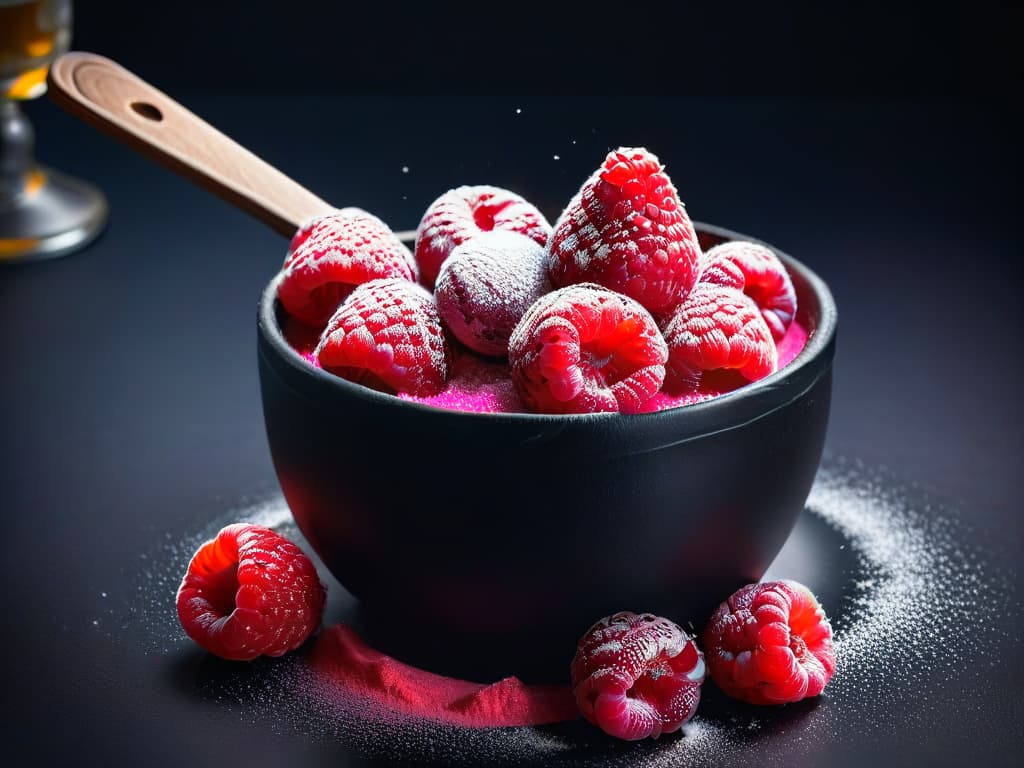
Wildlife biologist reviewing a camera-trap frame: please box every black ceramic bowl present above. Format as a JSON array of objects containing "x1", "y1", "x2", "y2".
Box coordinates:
[{"x1": 257, "y1": 223, "x2": 836, "y2": 681}]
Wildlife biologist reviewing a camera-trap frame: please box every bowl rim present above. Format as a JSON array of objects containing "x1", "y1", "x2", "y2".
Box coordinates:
[{"x1": 258, "y1": 221, "x2": 837, "y2": 427}]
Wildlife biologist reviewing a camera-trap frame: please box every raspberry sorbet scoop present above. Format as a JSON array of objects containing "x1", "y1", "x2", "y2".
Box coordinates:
[
  {"x1": 547, "y1": 147, "x2": 702, "y2": 315},
  {"x1": 702, "y1": 580, "x2": 835, "y2": 705},
  {"x1": 571, "y1": 612, "x2": 706, "y2": 740},
  {"x1": 176, "y1": 524, "x2": 326, "y2": 661}
]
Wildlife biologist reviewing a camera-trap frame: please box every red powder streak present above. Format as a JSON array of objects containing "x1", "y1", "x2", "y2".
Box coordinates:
[{"x1": 308, "y1": 624, "x2": 579, "y2": 728}]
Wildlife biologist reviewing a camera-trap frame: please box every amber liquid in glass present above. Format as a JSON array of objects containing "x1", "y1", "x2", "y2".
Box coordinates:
[
  {"x1": 0, "y1": 0, "x2": 70, "y2": 99},
  {"x1": 0, "y1": 0, "x2": 103, "y2": 264}
]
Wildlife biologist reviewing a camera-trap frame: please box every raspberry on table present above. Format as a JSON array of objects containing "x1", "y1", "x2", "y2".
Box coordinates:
[
  {"x1": 547, "y1": 147, "x2": 702, "y2": 315},
  {"x1": 661, "y1": 283, "x2": 778, "y2": 393},
  {"x1": 508, "y1": 283, "x2": 668, "y2": 414},
  {"x1": 699, "y1": 241, "x2": 797, "y2": 341},
  {"x1": 414, "y1": 185, "x2": 552, "y2": 289},
  {"x1": 571, "y1": 612, "x2": 706, "y2": 740},
  {"x1": 315, "y1": 278, "x2": 450, "y2": 397},
  {"x1": 702, "y1": 580, "x2": 835, "y2": 705},
  {"x1": 176, "y1": 524, "x2": 326, "y2": 661},
  {"x1": 435, "y1": 230, "x2": 551, "y2": 357},
  {"x1": 277, "y1": 208, "x2": 418, "y2": 327}
]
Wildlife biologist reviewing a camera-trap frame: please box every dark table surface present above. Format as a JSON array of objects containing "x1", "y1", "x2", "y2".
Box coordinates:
[{"x1": 1, "y1": 82, "x2": 1020, "y2": 768}]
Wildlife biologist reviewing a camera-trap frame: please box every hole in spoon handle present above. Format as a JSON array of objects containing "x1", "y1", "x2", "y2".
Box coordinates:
[{"x1": 130, "y1": 101, "x2": 163, "y2": 122}]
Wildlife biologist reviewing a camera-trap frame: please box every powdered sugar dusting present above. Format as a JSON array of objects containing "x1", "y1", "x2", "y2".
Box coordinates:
[
  {"x1": 435, "y1": 230, "x2": 551, "y2": 356},
  {"x1": 315, "y1": 278, "x2": 450, "y2": 397},
  {"x1": 661, "y1": 283, "x2": 779, "y2": 394},
  {"x1": 507, "y1": 283, "x2": 668, "y2": 414},
  {"x1": 242, "y1": 497, "x2": 294, "y2": 530},
  {"x1": 700, "y1": 241, "x2": 798, "y2": 342},
  {"x1": 807, "y1": 464, "x2": 1014, "y2": 711},
  {"x1": 277, "y1": 207, "x2": 418, "y2": 326},
  {"x1": 547, "y1": 147, "x2": 702, "y2": 314},
  {"x1": 414, "y1": 185, "x2": 552, "y2": 289}
]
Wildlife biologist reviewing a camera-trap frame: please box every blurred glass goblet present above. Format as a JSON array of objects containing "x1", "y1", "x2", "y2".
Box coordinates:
[{"x1": 1, "y1": 0, "x2": 106, "y2": 262}]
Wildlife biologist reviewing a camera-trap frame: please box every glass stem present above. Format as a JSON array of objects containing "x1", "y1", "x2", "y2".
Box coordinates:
[{"x1": 0, "y1": 100, "x2": 35, "y2": 207}]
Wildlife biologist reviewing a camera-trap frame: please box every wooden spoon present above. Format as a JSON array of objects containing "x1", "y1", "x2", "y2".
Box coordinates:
[{"x1": 47, "y1": 52, "x2": 416, "y2": 241}]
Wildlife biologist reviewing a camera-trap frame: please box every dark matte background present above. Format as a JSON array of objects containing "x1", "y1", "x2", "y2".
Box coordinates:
[{"x1": 1, "y1": 2, "x2": 1020, "y2": 766}]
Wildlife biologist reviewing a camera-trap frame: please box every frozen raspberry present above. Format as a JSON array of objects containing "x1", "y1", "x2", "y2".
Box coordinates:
[
  {"x1": 702, "y1": 580, "x2": 835, "y2": 705},
  {"x1": 571, "y1": 612, "x2": 706, "y2": 741},
  {"x1": 176, "y1": 524, "x2": 326, "y2": 661},
  {"x1": 278, "y1": 208, "x2": 418, "y2": 326},
  {"x1": 414, "y1": 185, "x2": 552, "y2": 289},
  {"x1": 315, "y1": 278, "x2": 449, "y2": 396},
  {"x1": 508, "y1": 284, "x2": 667, "y2": 414},
  {"x1": 435, "y1": 230, "x2": 551, "y2": 357},
  {"x1": 700, "y1": 241, "x2": 797, "y2": 341},
  {"x1": 661, "y1": 283, "x2": 778, "y2": 393},
  {"x1": 547, "y1": 147, "x2": 701, "y2": 315}
]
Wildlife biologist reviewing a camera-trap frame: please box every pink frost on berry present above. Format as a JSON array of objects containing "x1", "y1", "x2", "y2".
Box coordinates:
[
  {"x1": 508, "y1": 283, "x2": 667, "y2": 414},
  {"x1": 661, "y1": 283, "x2": 778, "y2": 393},
  {"x1": 702, "y1": 580, "x2": 835, "y2": 705},
  {"x1": 700, "y1": 241, "x2": 797, "y2": 340},
  {"x1": 315, "y1": 278, "x2": 449, "y2": 397},
  {"x1": 278, "y1": 208, "x2": 418, "y2": 327},
  {"x1": 571, "y1": 612, "x2": 705, "y2": 741},
  {"x1": 176, "y1": 524, "x2": 326, "y2": 661},
  {"x1": 435, "y1": 230, "x2": 551, "y2": 357},
  {"x1": 414, "y1": 185, "x2": 551, "y2": 289},
  {"x1": 547, "y1": 147, "x2": 702, "y2": 315}
]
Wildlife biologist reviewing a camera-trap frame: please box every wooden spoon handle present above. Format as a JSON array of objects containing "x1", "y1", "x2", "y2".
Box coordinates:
[{"x1": 47, "y1": 51, "x2": 334, "y2": 237}]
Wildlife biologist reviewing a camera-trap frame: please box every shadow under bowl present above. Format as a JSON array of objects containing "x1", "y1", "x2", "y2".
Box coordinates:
[{"x1": 257, "y1": 222, "x2": 837, "y2": 681}]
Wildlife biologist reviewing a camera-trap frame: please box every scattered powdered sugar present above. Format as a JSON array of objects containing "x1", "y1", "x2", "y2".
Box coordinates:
[
  {"x1": 807, "y1": 463, "x2": 1014, "y2": 708},
  {"x1": 129, "y1": 494, "x2": 295, "y2": 655},
  {"x1": 125, "y1": 460, "x2": 1015, "y2": 766}
]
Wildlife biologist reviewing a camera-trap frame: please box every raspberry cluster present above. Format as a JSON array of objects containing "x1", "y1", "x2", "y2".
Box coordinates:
[
  {"x1": 572, "y1": 580, "x2": 835, "y2": 741},
  {"x1": 173, "y1": 528, "x2": 835, "y2": 738},
  {"x1": 274, "y1": 147, "x2": 798, "y2": 413}
]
